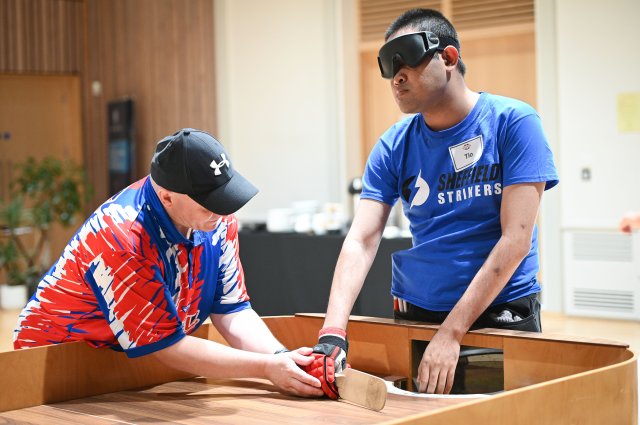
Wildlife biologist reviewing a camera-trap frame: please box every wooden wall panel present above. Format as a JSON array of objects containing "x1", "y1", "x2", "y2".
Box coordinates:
[
  {"x1": 461, "y1": 30, "x2": 536, "y2": 108},
  {"x1": 359, "y1": 0, "x2": 534, "y2": 44},
  {"x1": 0, "y1": 75, "x2": 84, "y2": 258},
  {"x1": 0, "y1": 0, "x2": 84, "y2": 73},
  {"x1": 2, "y1": 0, "x2": 218, "y2": 209},
  {"x1": 360, "y1": 0, "x2": 441, "y2": 43},
  {"x1": 451, "y1": 0, "x2": 534, "y2": 31},
  {"x1": 84, "y1": 0, "x2": 217, "y2": 206},
  {"x1": 360, "y1": 48, "x2": 404, "y2": 166}
]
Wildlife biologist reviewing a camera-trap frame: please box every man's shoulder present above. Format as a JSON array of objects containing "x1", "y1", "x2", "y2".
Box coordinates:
[
  {"x1": 379, "y1": 114, "x2": 422, "y2": 146},
  {"x1": 79, "y1": 182, "x2": 147, "y2": 250},
  {"x1": 483, "y1": 93, "x2": 538, "y2": 119},
  {"x1": 98, "y1": 179, "x2": 147, "y2": 216},
  {"x1": 219, "y1": 214, "x2": 238, "y2": 238}
]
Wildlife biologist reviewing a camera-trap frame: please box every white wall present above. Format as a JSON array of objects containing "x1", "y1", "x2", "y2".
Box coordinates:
[
  {"x1": 537, "y1": 0, "x2": 640, "y2": 311},
  {"x1": 556, "y1": 0, "x2": 640, "y2": 227},
  {"x1": 214, "y1": 0, "x2": 360, "y2": 222},
  {"x1": 536, "y1": 0, "x2": 563, "y2": 311}
]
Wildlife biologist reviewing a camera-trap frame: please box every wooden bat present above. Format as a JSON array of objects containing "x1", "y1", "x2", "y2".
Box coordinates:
[{"x1": 335, "y1": 368, "x2": 387, "y2": 411}]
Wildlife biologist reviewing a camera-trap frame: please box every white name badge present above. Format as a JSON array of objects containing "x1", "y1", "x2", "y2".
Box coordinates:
[{"x1": 448, "y1": 136, "x2": 483, "y2": 172}]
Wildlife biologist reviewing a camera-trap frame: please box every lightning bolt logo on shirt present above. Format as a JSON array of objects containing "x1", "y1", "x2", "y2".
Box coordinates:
[{"x1": 402, "y1": 171, "x2": 430, "y2": 208}]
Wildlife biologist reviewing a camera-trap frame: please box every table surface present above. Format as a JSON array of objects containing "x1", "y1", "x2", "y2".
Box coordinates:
[
  {"x1": 0, "y1": 377, "x2": 478, "y2": 424},
  {"x1": 0, "y1": 315, "x2": 636, "y2": 425}
]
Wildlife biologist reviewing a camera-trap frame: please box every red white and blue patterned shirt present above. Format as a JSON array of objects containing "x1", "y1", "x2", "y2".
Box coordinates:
[{"x1": 13, "y1": 177, "x2": 250, "y2": 357}]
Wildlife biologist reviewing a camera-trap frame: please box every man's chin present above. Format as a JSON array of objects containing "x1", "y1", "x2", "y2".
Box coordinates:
[
  {"x1": 400, "y1": 107, "x2": 419, "y2": 115},
  {"x1": 206, "y1": 220, "x2": 222, "y2": 230},
  {"x1": 395, "y1": 101, "x2": 417, "y2": 115},
  {"x1": 193, "y1": 224, "x2": 215, "y2": 233}
]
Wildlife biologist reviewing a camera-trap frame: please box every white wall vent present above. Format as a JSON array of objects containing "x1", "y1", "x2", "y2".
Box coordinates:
[
  {"x1": 564, "y1": 231, "x2": 640, "y2": 320},
  {"x1": 572, "y1": 232, "x2": 633, "y2": 262},
  {"x1": 572, "y1": 288, "x2": 634, "y2": 313}
]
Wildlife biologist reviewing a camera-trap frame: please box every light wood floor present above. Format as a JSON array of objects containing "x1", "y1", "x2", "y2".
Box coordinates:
[
  {"x1": 541, "y1": 311, "x2": 640, "y2": 352},
  {"x1": 1, "y1": 308, "x2": 638, "y2": 353}
]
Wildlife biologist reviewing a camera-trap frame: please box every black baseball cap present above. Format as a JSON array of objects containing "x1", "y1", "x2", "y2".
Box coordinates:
[{"x1": 150, "y1": 128, "x2": 258, "y2": 215}]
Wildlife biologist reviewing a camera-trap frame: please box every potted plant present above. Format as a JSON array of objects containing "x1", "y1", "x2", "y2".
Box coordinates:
[{"x1": 0, "y1": 157, "x2": 91, "y2": 307}]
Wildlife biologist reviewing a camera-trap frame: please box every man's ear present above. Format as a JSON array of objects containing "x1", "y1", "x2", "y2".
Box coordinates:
[
  {"x1": 441, "y1": 46, "x2": 459, "y2": 69},
  {"x1": 156, "y1": 188, "x2": 174, "y2": 208}
]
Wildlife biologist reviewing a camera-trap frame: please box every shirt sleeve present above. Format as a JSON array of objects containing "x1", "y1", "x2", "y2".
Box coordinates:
[
  {"x1": 85, "y1": 251, "x2": 185, "y2": 358},
  {"x1": 211, "y1": 215, "x2": 252, "y2": 314},
  {"x1": 501, "y1": 113, "x2": 559, "y2": 190},
  {"x1": 361, "y1": 137, "x2": 400, "y2": 205}
]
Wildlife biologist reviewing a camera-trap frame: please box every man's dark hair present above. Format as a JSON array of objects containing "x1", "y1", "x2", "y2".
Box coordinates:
[{"x1": 385, "y1": 8, "x2": 466, "y2": 76}]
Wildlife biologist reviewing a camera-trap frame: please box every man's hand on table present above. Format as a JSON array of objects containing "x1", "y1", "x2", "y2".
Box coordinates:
[
  {"x1": 268, "y1": 347, "x2": 324, "y2": 397},
  {"x1": 417, "y1": 329, "x2": 461, "y2": 394}
]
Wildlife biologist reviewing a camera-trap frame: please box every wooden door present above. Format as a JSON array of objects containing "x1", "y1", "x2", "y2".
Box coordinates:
[
  {"x1": 0, "y1": 74, "x2": 84, "y2": 266},
  {"x1": 461, "y1": 31, "x2": 536, "y2": 108},
  {"x1": 360, "y1": 49, "x2": 404, "y2": 168}
]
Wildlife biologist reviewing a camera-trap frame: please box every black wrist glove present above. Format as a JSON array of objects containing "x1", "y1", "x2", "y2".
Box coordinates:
[{"x1": 303, "y1": 327, "x2": 349, "y2": 399}]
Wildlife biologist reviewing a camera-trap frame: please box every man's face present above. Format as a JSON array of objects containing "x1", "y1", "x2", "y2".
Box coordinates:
[
  {"x1": 387, "y1": 28, "x2": 449, "y2": 114},
  {"x1": 166, "y1": 192, "x2": 222, "y2": 233}
]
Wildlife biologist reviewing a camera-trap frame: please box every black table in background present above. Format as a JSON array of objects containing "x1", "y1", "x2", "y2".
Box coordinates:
[{"x1": 238, "y1": 231, "x2": 412, "y2": 318}]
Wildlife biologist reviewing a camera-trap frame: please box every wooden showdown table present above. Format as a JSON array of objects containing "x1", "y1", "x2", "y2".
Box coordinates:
[{"x1": 0, "y1": 314, "x2": 637, "y2": 424}]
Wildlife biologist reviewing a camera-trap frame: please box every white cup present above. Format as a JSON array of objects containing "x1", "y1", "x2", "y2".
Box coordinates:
[{"x1": 266, "y1": 208, "x2": 294, "y2": 232}]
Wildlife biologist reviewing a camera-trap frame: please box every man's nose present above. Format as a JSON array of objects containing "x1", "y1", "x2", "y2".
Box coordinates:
[{"x1": 393, "y1": 70, "x2": 407, "y2": 85}]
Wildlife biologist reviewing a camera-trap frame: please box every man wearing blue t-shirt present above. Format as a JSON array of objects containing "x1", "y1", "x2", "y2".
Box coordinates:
[{"x1": 305, "y1": 9, "x2": 559, "y2": 397}]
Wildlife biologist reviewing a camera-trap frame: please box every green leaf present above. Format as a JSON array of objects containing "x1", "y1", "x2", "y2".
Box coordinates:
[{"x1": 1, "y1": 156, "x2": 92, "y2": 286}]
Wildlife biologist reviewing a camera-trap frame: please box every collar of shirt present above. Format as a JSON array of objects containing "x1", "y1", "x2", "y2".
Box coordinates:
[{"x1": 142, "y1": 177, "x2": 194, "y2": 248}]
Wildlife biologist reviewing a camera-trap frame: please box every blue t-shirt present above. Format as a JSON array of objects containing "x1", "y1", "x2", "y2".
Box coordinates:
[{"x1": 361, "y1": 92, "x2": 559, "y2": 311}]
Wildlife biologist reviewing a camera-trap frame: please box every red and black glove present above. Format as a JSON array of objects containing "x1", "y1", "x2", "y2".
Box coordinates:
[{"x1": 304, "y1": 327, "x2": 348, "y2": 399}]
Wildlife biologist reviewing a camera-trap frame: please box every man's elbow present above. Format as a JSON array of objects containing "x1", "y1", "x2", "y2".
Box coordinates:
[
  {"x1": 150, "y1": 346, "x2": 173, "y2": 366},
  {"x1": 345, "y1": 225, "x2": 385, "y2": 253},
  {"x1": 509, "y1": 235, "x2": 533, "y2": 260},
  {"x1": 501, "y1": 228, "x2": 534, "y2": 260}
]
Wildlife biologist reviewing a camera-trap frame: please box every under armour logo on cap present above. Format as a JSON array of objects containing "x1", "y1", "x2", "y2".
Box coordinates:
[
  {"x1": 150, "y1": 128, "x2": 258, "y2": 215},
  {"x1": 210, "y1": 153, "x2": 230, "y2": 176}
]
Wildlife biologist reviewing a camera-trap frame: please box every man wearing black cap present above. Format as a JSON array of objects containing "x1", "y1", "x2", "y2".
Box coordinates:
[
  {"x1": 307, "y1": 8, "x2": 559, "y2": 397},
  {"x1": 14, "y1": 128, "x2": 323, "y2": 397}
]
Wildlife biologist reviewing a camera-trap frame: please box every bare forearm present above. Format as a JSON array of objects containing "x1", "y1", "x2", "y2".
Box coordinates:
[
  {"x1": 440, "y1": 234, "x2": 531, "y2": 341},
  {"x1": 154, "y1": 311, "x2": 323, "y2": 397},
  {"x1": 322, "y1": 200, "x2": 390, "y2": 330},
  {"x1": 152, "y1": 335, "x2": 272, "y2": 379},
  {"x1": 441, "y1": 183, "x2": 543, "y2": 340},
  {"x1": 323, "y1": 235, "x2": 382, "y2": 329},
  {"x1": 211, "y1": 309, "x2": 282, "y2": 353}
]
